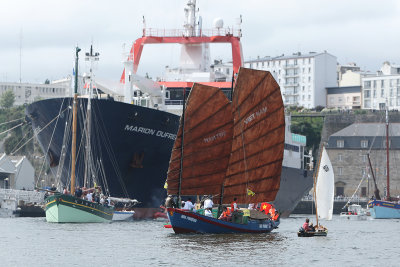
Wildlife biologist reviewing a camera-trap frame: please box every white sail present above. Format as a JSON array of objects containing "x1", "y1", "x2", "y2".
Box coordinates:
[{"x1": 316, "y1": 147, "x2": 334, "y2": 220}]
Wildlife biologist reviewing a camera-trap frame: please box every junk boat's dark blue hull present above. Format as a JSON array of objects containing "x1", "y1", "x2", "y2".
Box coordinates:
[
  {"x1": 26, "y1": 97, "x2": 180, "y2": 219},
  {"x1": 167, "y1": 208, "x2": 280, "y2": 234}
]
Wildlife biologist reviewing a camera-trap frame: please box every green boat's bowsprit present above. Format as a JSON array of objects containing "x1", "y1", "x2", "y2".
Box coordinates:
[{"x1": 45, "y1": 194, "x2": 114, "y2": 223}]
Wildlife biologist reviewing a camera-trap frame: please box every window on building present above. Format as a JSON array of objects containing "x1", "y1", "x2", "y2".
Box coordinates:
[
  {"x1": 373, "y1": 89, "x2": 376, "y2": 97},
  {"x1": 308, "y1": 95, "x2": 311, "y2": 100},
  {"x1": 338, "y1": 167, "x2": 343, "y2": 175},
  {"x1": 364, "y1": 90, "x2": 370, "y2": 98},
  {"x1": 390, "y1": 88, "x2": 393, "y2": 97},
  {"x1": 308, "y1": 76, "x2": 311, "y2": 82},
  {"x1": 373, "y1": 80, "x2": 376, "y2": 88},
  {"x1": 364, "y1": 81, "x2": 371, "y2": 89},
  {"x1": 302, "y1": 86, "x2": 305, "y2": 91},
  {"x1": 362, "y1": 154, "x2": 367, "y2": 162},
  {"x1": 381, "y1": 89, "x2": 385, "y2": 97},
  {"x1": 338, "y1": 97, "x2": 342, "y2": 102},
  {"x1": 361, "y1": 140, "x2": 368, "y2": 148},
  {"x1": 302, "y1": 95, "x2": 305, "y2": 100},
  {"x1": 336, "y1": 186, "x2": 344, "y2": 196},
  {"x1": 302, "y1": 68, "x2": 305, "y2": 73},
  {"x1": 262, "y1": 62, "x2": 264, "y2": 67},
  {"x1": 308, "y1": 58, "x2": 311, "y2": 64},
  {"x1": 250, "y1": 63, "x2": 252, "y2": 68},
  {"x1": 338, "y1": 153, "x2": 343, "y2": 161},
  {"x1": 361, "y1": 187, "x2": 367, "y2": 197},
  {"x1": 383, "y1": 140, "x2": 391, "y2": 148},
  {"x1": 337, "y1": 140, "x2": 344, "y2": 148},
  {"x1": 294, "y1": 59, "x2": 297, "y2": 65},
  {"x1": 361, "y1": 168, "x2": 366, "y2": 176},
  {"x1": 308, "y1": 67, "x2": 311, "y2": 73},
  {"x1": 381, "y1": 80, "x2": 385, "y2": 88},
  {"x1": 279, "y1": 70, "x2": 281, "y2": 75}
]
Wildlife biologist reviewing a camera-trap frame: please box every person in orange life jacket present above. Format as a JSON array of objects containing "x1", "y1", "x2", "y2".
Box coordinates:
[
  {"x1": 272, "y1": 210, "x2": 279, "y2": 220},
  {"x1": 269, "y1": 207, "x2": 278, "y2": 219},
  {"x1": 218, "y1": 206, "x2": 231, "y2": 221}
]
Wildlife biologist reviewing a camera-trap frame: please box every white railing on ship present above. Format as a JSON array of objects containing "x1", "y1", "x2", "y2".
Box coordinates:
[
  {"x1": 165, "y1": 100, "x2": 184, "y2": 105},
  {"x1": 0, "y1": 189, "x2": 45, "y2": 204},
  {"x1": 143, "y1": 28, "x2": 241, "y2": 38},
  {"x1": 301, "y1": 195, "x2": 369, "y2": 202}
]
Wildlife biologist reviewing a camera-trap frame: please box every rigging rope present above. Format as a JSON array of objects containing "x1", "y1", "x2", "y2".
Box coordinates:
[
  {"x1": 0, "y1": 117, "x2": 24, "y2": 126},
  {"x1": 34, "y1": 103, "x2": 69, "y2": 188},
  {"x1": 0, "y1": 122, "x2": 24, "y2": 136},
  {"x1": 10, "y1": 127, "x2": 33, "y2": 155}
]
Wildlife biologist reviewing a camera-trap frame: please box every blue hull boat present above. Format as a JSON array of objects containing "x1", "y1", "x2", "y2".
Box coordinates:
[
  {"x1": 368, "y1": 200, "x2": 400, "y2": 219},
  {"x1": 167, "y1": 208, "x2": 280, "y2": 234}
]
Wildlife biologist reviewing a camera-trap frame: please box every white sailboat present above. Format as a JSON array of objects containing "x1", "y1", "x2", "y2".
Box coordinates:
[
  {"x1": 299, "y1": 145, "x2": 333, "y2": 237},
  {"x1": 315, "y1": 146, "x2": 335, "y2": 221}
]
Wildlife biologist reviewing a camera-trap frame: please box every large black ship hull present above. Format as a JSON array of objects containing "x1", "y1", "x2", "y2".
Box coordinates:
[{"x1": 26, "y1": 98, "x2": 180, "y2": 218}]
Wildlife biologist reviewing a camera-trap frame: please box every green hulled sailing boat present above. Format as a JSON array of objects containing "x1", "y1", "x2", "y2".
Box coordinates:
[{"x1": 44, "y1": 46, "x2": 114, "y2": 223}]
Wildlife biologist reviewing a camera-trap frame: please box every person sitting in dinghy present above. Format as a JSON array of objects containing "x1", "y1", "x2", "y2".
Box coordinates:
[{"x1": 302, "y1": 218, "x2": 312, "y2": 232}]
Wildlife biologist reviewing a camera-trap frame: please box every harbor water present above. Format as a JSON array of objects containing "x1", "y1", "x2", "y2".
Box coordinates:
[{"x1": 1, "y1": 215, "x2": 398, "y2": 266}]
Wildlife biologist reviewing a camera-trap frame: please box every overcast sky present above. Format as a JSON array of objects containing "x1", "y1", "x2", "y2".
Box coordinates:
[{"x1": 1, "y1": 0, "x2": 399, "y2": 84}]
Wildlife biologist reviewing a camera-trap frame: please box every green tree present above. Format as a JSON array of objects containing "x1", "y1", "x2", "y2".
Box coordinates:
[{"x1": 0, "y1": 90, "x2": 15, "y2": 109}]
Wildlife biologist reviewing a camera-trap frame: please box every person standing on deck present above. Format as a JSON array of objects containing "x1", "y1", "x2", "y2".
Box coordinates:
[
  {"x1": 231, "y1": 198, "x2": 239, "y2": 212},
  {"x1": 204, "y1": 196, "x2": 214, "y2": 217},
  {"x1": 183, "y1": 198, "x2": 195, "y2": 211}
]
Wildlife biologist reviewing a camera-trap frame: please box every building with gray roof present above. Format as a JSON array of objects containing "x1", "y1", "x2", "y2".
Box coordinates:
[{"x1": 326, "y1": 122, "x2": 400, "y2": 199}]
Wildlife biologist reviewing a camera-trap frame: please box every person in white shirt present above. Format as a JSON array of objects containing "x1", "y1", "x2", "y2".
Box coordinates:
[
  {"x1": 203, "y1": 196, "x2": 213, "y2": 209},
  {"x1": 203, "y1": 196, "x2": 214, "y2": 217},
  {"x1": 86, "y1": 192, "x2": 93, "y2": 202},
  {"x1": 183, "y1": 198, "x2": 195, "y2": 211}
]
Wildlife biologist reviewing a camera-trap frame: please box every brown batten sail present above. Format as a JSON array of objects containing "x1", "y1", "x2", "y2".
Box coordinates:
[
  {"x1": 224, "y1": 68, "x2": 285, "y2": 204},
  {"x1": 167, "y1": 84, "x2": 233, "y2": 196}
]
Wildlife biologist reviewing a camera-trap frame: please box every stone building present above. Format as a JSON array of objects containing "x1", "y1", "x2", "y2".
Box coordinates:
[{"x1": 326, "y1": 122, "x2": 400, "y2": 198}]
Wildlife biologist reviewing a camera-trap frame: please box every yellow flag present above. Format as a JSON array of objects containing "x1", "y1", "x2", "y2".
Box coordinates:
[
  {"x1": 247, "y1": 188, "x2": 255, "y2": 196},
  {"x1": 164, "y1": 181, "x2": 168, "y2": 189}
]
